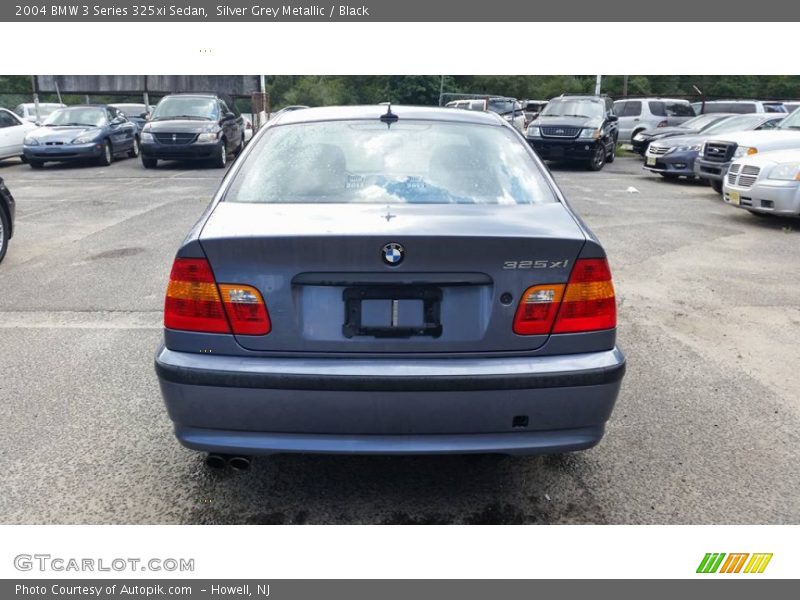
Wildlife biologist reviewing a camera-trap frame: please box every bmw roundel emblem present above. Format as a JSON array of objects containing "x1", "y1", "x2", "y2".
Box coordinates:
[{"x1": 382, "y1": 242, "x2": 405, "y2": 266}]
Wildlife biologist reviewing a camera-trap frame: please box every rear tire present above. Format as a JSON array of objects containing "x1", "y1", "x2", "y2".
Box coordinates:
[
  {"x1": 587, "y1": 143, "x2": 606, "y2": 171},
  {"x1": 98, "y1": 140, "x2": 113, "y2": 166},
  {"x1": 0, "y1": 205, "x2": 9, "y2": 264},
  {"x1": 141, "y1": 156, "x2": 157, "y2": 169},
  {"x1": 29, "y1": 160, "x2": 44, "y2": 169},
  {"x1": 710, "y1": 179, "x2": 723, "y2": 194},
  {"x1": 127, "y1": 136, "x2": 140, "y2": 158},
  {"x1": 212, "y1": 140, "x2": 227, "y2": 168}
]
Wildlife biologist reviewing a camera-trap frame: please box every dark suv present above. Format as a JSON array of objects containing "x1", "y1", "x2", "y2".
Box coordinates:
[
  {"x1": 140, "y1": 93, "x2": 245, "y2": 169},
  {"x1": 526, "y1": 95, "x2": 619, "y2": 170}
]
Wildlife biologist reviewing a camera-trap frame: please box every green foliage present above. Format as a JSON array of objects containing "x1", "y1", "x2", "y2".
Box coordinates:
[{"x1": 4, "y1": 75, "x2": 800, "y2": 109}]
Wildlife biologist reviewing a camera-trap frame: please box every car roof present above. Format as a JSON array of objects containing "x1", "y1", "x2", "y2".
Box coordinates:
[
  {"x1": 59, "y1": 104, "x2": 110, "y2": 108},
  {"x1": 271, "y1": 105, "x2": 504, "y2": 127},
  {"x1": 161, "y1": 93, "x2": 220, "y2": 99},
  {"x1": 614, "y1": 97, "x2": 690, "y2": 103}
]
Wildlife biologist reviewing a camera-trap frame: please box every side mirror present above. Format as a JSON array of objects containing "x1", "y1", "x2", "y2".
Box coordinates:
[
  {"x1": 607, "y1": 114, "x2": 619, "y2": 122},
  {"x1": 224, "y1": 111, "x2": 236, "y2": 121},
  {"x1": 139, "y1": 112, "x2": 148, "y2": 119},
  {"x1": 111, "y1": 116, "x2": 125, "y2": 125}
]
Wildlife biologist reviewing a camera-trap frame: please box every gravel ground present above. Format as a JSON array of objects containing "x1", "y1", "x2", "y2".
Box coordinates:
[{"x1": 0, "y1": 153, "x2": 798, "y2": 524}]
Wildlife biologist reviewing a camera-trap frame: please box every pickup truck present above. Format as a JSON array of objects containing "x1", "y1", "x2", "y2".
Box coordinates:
[{"x1": 695, "y1": 107, "x2": 800, "y2": 193}]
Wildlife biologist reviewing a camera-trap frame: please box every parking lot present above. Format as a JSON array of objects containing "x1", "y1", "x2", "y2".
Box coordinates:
[{"x1": 1, "y1": 153, "x2": 798, "y2": 525}]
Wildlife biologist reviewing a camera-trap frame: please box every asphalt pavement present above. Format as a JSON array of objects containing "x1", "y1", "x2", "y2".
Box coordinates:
[{"x1": 0, "y1": 153, "x2": 798, "y2": 524}]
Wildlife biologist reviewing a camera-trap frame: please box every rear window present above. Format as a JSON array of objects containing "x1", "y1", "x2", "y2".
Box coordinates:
[
  {"x1": 226, "y1": 120, "x2": 554, "y2": 205},
  {"x1": 649, "y1": 101, "x2": 694, "y2": 117},
  {"x1": 618, "y1": 101, "x2": 642, "y2": 117}
]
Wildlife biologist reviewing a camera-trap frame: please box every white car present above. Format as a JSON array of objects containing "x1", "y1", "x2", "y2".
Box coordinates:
[
  {"x1": 13, "y1": 102, "x2": 65, "y2": 124},
  {"x1": 240, "y1": 112, "x2": 254, "y2": 143},
  {"x1": 0, "y1": 108, "x2": 37, "y2": 161},
  {"x1": 723, "y1": 149, "x2": 800, "y2": 217}
]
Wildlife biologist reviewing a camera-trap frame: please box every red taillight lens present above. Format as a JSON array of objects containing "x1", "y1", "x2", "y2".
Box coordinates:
[
  {"x1": 513, "y1": 258, "x2": 616, "y2": 336},
  {"x1": 552, "y1": 258, "x2": 616, "y2": 333},
  {"x1": 164, "y1": 258, "x2": 271, "y2": 335},
  {"x1": 218, "y1": 284, "x2": 271, "y2": 335},
  {"x1": 165, "y1": 258, "x2": 230, "y2": 333},
  {"x1": 513, "y1": 284, "x2": 565, "y2": 335},
  {"x1": 656, "y1": 120, "x2": 668, "y2": 128}
]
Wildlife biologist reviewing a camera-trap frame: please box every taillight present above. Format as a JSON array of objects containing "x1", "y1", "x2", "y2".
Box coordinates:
[
  {"x1": 218, "y1": 284, "x2": 271, "y2": 335},
  {"x1": 164, "y1": 258, "x2": 270, "y2": 335},
  {"x1": 513, "y1": 258, "x2": 616, "y2": 336},
  {"x1": 513, "y1": 284, "x2": 565, "y2": 335},
  {"x1": 552, "y1": 258, "x2": 616, "y2": 333},
  {"x1": 656, "y1": 120, "x2": 668, "y2": 128}
]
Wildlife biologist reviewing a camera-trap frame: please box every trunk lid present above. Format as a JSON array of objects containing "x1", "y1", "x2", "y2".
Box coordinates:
[{"x1": 199, "y1": 202, "x2": 586, "y2": 354}]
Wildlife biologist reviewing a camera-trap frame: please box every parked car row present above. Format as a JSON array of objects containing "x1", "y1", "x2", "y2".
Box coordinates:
[
  {"x1": 0, "y1": 93, "x2": 247, "y2": 170},
  {"x1": 637, "y1": 103, "x2": 800, "y2": 217},
  {"x1": 643, "y1": 114, "x2": 785, "y2": 180}
]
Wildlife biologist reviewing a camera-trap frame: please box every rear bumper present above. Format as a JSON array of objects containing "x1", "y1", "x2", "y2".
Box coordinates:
[
  {"x1": 155, "y1": 346, "x2": 626, "y2": 456},
  {"x1": 529, "y1": 139, "x2": 600, "y2": 161}
]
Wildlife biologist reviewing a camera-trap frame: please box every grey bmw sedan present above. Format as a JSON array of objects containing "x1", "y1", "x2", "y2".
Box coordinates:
[{"x1": 155, "y1": 105, "x2": 625, "y2": 468}]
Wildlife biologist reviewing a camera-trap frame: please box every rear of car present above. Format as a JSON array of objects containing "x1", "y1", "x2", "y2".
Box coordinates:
[
  {"x1": 723, "y1": 149, "x2": 800, "y2": 217},
  {"x1": 154, "y1": 105, "x2": 625, "y2": 462}
]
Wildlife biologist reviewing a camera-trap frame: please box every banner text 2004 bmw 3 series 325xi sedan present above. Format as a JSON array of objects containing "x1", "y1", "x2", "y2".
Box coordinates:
[{"x1": 154, "y1": 105, "x2": 626, "y2": 465}]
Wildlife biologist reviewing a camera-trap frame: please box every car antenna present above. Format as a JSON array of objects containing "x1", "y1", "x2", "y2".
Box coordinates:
[{"x1": 380, "y1": 102, "x2": 399, "y2": 126}]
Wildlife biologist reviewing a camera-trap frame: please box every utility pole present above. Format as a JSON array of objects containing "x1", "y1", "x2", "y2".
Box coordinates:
[
  {"x1": 439, "y1": 75, "x2": 445, "y2": 106},
  {"x1": 143, "y1": 75, "x2": 150, "y2": 114},
  {"x1": 622, "y1": 75, "x2": 629, "y2": 97},
  {"x1": 594, "y1": 75, "x2": 602, "y2": 95},
  {"x1": 31, "y1": 75, "x2": 41, "y2": 123}
]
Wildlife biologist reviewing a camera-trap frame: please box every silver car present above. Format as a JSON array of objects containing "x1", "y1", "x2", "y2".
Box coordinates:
[
  {"x1": 723, "y1": 148, "x2": 800, "y2": 217},
  {"x1": 155, "y1": 105, "x2": 625, "y2": 469},
  {"x1": 614, "y1": 97, "x2": 695, "y2": 143}
]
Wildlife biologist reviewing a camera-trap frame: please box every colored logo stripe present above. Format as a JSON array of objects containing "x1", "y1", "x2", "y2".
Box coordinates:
[
  {"x1": 744, "y1": 553, "x2": 773, "y2": 573},
  {"x1": 697, "y1": 553, "x2": 772, "y2": 574},
  {"x1": 719, "y1": 553, "x2": 749, "y2": 573},
  {"x1": 697, "y1": 553, "x2": 726, "y2": 573}
]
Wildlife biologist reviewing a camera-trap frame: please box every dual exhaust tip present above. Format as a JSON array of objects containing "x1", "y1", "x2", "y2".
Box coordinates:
[{"x1": 205, "y1": 453, "x2": 252, "y2": 471}]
